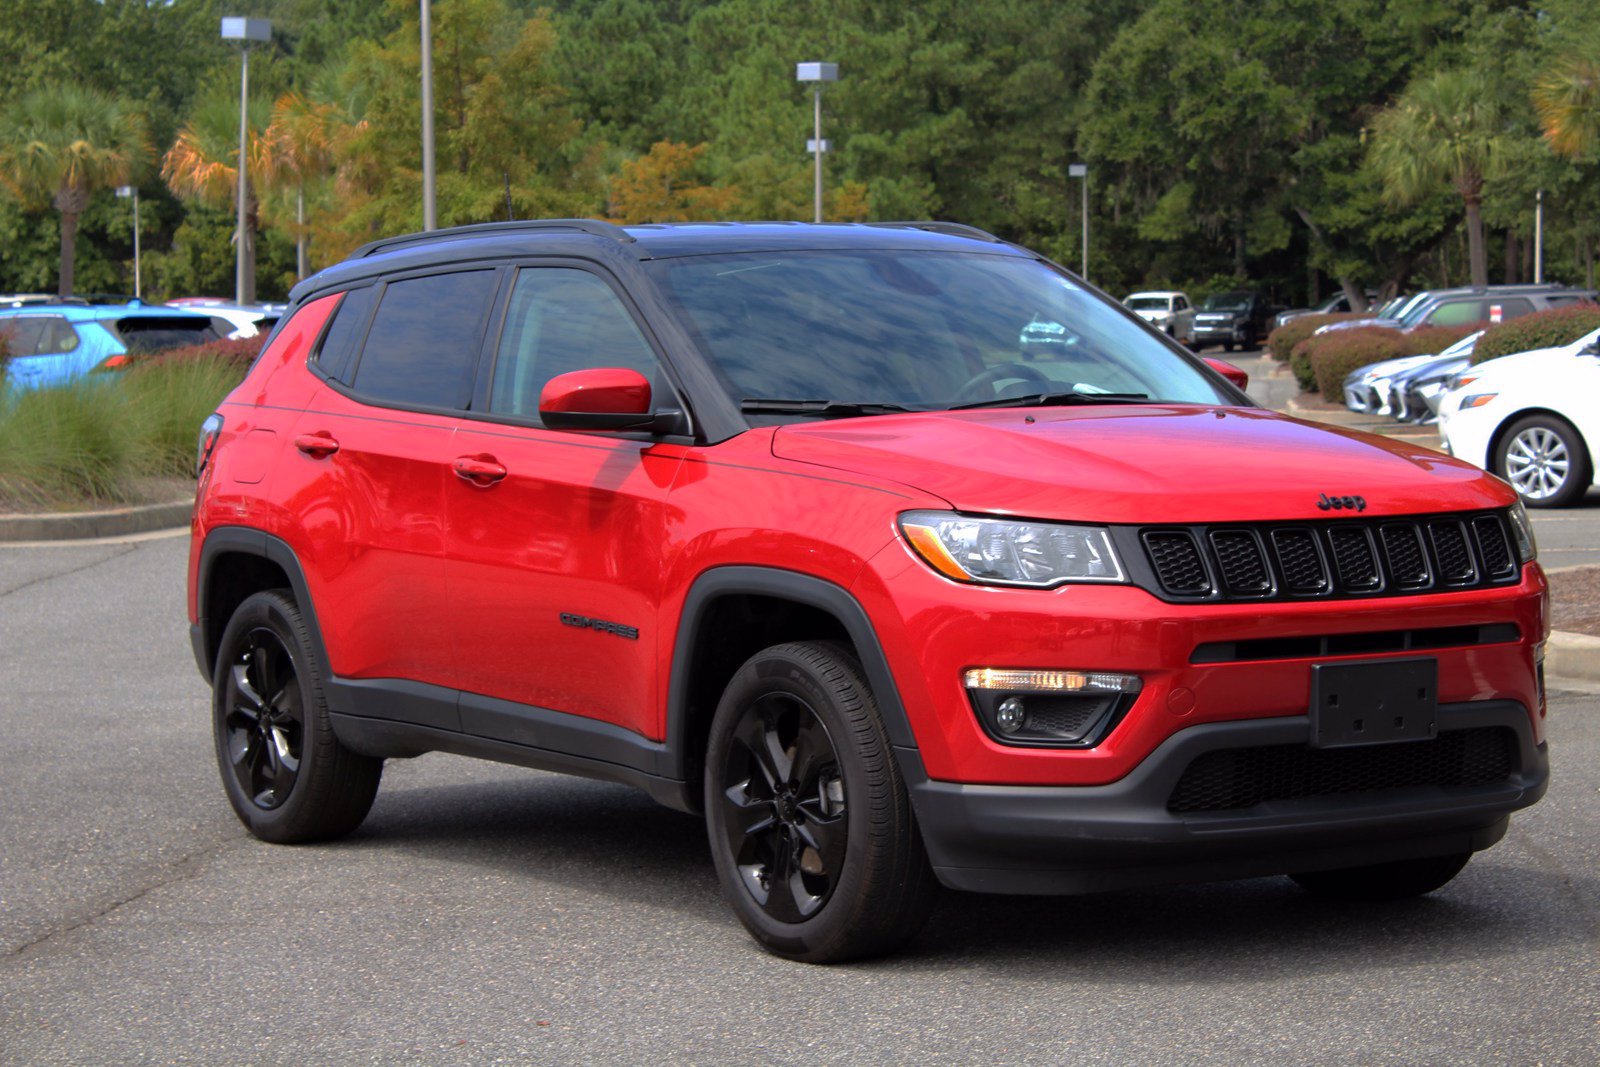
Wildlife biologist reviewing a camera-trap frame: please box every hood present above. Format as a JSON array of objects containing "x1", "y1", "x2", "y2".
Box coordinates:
[
  {"x1": 1468, "y1": 345, "x2": 1583, "y2": 386},
  {"x1": 771, "y1": 405, "x2": 1513, "y2": 524}
]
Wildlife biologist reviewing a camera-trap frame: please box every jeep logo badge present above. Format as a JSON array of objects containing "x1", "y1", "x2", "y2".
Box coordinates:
[{"x1": 1317, "y1": 493, "x2": 1367, "y2": 512}]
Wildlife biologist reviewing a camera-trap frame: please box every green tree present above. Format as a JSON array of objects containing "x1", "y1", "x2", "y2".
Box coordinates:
[
  {"x1": 1367, "y1": 67, "x2": 1515, "y2": 289},
  {"x1": 162, "y1": 90, "x2": 275, "y2": 302},
  {"x1": 0, "y1": 84, "x2": 150, "y2": 296}
]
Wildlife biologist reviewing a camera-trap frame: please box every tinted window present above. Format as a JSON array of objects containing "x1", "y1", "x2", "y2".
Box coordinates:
[
  {"x1": 44, "y1": 318, "x2": 79, "y2": 353},
  {"x1": 353, "y1": 271, "x2": 497, "y2": 409},
  {"x1": 314, "y1": 286, "x2": 377, "y2": 384},
  {"x1": 490, "y1": 268, "x2": 660, "y2": 422},
  {"x1": 1491, "y1": 298, "x2": 1534, "y2": 320},
  {"x1": 1425, "y1": 300, "x2": 1485, "y2": 327},
  {"x1": 112, "y1": 316, "x2": 225, "y2": 353},
  {"x1": 0, "y1": 316, "x2": 50, "y2": 355}
]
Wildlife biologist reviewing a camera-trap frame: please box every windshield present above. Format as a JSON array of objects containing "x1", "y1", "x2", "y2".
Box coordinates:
[
  {"x1": 1201, "y1": 291, "x2": 1250, "y2": 311},
  {"x1": 1125, "y1": 296, "x2": 1169, "y2": 310},
  {"x1": 647, "y1": 251, "x2": 1229, "y2": 419},
  {"x1": 1388, "y1": 292, "x2": 1429, "y2": 323}
]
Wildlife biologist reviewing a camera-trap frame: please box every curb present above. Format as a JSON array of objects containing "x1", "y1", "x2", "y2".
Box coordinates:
[
  {"x1": 0, "y1": 500, "x2": 192, "y2": 543},
  {"x1": 1547, "y1": 630, "x2": 1600, "y2": 687}
]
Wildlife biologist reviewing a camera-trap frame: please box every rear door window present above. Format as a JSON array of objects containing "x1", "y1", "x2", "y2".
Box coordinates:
[{"x1": 352, "y1": 270, "x2": 499, "y2": 410}]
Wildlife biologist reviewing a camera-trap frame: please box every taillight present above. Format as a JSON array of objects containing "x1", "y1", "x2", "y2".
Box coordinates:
[
  {"x1": 196, "y1": 413, "x2": 223, "y2": 478},
  {"x1": 99, "y1": 354, "x2": 130, "y2": 370}
]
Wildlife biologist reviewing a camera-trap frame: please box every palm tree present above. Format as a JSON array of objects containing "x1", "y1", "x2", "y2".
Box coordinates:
[
  {"x1": 0, "y1": 85, "x2": 150, "y2": 297},
  {"x1": 264, "y1": 91, "x2": 344, "y2": 279},
  {"x1": 1368, "y1": 69, "x2": 1512, "y2": 289},
  {"x1": 164, "y1": 92, "x2": 273, "y2": 302},
  {"x1": 1533, "y1": 56, "x2": 1600, "y2": 160}
]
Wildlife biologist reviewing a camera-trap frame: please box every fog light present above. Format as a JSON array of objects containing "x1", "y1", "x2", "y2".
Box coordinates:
[
  {"x1": 964, "y1": 668, "x2": 1141, "y2": 747},
  {"x1": 995, "y1": 697, "x2": 1027, "y2": 734}
]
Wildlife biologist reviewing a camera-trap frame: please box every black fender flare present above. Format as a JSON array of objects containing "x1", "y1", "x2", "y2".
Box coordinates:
[
  {"x1": 193, "y1": 527, "x2": 328, "y2": 682},
  {"x1": 663, "y1": 566, "x2": 918, "y2": 783}
]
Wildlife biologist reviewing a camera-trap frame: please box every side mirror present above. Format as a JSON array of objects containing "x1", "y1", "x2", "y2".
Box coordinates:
[
  {"x1": 1580, "y1": 341, "x2": 1600, "y2": 357},
  {"x1": 1204, "y1": 357, "x2": 1249, "y2": 389},
  {"x1": 539, "y1": 367, "x2": 663, "y2": 432}
]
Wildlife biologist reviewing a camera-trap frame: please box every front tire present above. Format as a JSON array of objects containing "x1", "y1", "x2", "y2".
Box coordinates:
[
  {"x1": 704, "y1": 641, "x2": 937, "y2": 963},
  {"x1": 1495, "y1": 414, "x2": 1592, "y2": 508},
  {"x1": 212, "y1": 590, "x2": 382, "y2": 843},
  {"x1": 1289, "y1": 852, "x2": 1471, "y2": 900}
]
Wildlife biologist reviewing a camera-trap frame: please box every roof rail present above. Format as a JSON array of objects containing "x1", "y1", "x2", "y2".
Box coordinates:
[
  {"x1": 354, "y1": 218, "x2": 636, "y2": 259},
  {"x1": 865, "y1": 221, "x2": 1003, "y2": 243}
]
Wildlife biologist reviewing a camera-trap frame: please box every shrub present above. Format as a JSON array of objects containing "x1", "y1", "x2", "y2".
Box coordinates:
[
  {"x1": 122, "y1": 355, "x2": 250, "y2": 477},
  {"x1": 1305, "y1": 328, "x2": 1407, "y2": 398},
  {"x1": 1266, "y1": 312, "x2": 1367, "y2": 362},
  {"x1": 0, "y1": 379, "x2": 133, "y2": 505},
  {"x1": 1471, "y1": 303, "x2": 1600, "y2": 364},
  {"x1": 140, "y1": 334, "x2": 266, "y2": 372},
  {"x1": 1289, "y1": 338, "x2": 1320, "y2": 391},
  {"x1": 1397, "y1": 323, "x2": 1484, "y2": 356}
]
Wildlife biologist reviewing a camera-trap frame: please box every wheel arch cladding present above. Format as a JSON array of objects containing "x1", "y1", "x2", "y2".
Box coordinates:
[
  {"x1": 666, "y1": 567, "x2": 920, "y2": 810},
  {"x1": 197, "y1": 528, "x2": 328, "y2": 682}
]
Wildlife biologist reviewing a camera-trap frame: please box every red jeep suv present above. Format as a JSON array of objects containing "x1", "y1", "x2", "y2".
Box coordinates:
[{"x1": 188, "y1": 220, "x2": 1549, "y2": 962}]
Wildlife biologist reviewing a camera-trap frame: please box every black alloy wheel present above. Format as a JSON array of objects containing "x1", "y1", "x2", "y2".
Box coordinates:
[
  {"x1": 718, "y1": 691, "x2": 849, "y2": 923},
  {"x1": 704, "y1": 641, "x2": 938, "y2": 963},
  {"x1": 222, "y1": 625, "x2": 304, "y2": 810},
  {"x1": 212, "y1": 590, "x2": 382, "y2": 843}
]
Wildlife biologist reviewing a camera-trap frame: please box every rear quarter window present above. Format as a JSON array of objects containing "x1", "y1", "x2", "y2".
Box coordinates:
[{"x1": 312, "y1": 286, "x2": 377, "y2": 385}]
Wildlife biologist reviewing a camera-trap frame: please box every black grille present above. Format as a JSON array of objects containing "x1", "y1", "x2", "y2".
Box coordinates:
[
  {"x1": 1472, "y1": 517, "x2": 1515, "y2": 579},
  {"x1": 1272, "y1": 528, "x2": 1329, "y2": 594},
  {"x1": 1144, "y1": 531, "x2": 1211, "y2": 595},
  {"x1": 1327, "y1": 526, "x2": 1382, "y2": 591},
  {"x1": 1210, "y1": 530, "x2": 1271, "y2": 595},
  {"x1": 1379, "y1": 524, "x2": 1430, "y2": 589},
  {"x1": 1133, "y1": 511, "x2": 1520, "y2": 603},
  {"x1": 1428, "y1": 521, "x2": 1476, "y2": 585},
  {"x1": 1167, "y1": 728, "x2": 1516, "y2": 813}
]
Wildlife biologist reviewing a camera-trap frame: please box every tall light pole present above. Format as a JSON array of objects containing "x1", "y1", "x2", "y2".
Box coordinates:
[
  {"x1": 1069, "y1": 163, "x2": 1088, "y2": 279},
  {"x1": 115, "y1": 185, "x2": 141, "y2": 300},
  {"x1": 222, "y1": 17, "x2": 271, "y2": 305},
  {"x1": 796, "y1": 62, "x2": 838, "y2": 224},
  {"x1": 1534, "y1": 189, "x2": 1544, "y2": 284},
  {"x1": 420, "y1": 1, "x2": 437, "y2": 231}
]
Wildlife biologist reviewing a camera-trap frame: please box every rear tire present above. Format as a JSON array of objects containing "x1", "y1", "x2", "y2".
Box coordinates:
[
  {"x1": 212, "y1": 590, "x2": 382, "y2": 843},
  {"x1": 704, "y1": 641, "x2": 937, "y2": 963},
  {"x1": 1289, "y1": 852, "x2": 1471, "y2": 900}
]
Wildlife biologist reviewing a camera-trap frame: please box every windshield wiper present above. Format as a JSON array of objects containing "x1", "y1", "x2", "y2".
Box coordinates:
[
  {"x1": 740, "y1": 398, "x2": 923, "y2": 418},
  {"x1": 948, "y1": 390, "x2": 1150, "y2": 411}
]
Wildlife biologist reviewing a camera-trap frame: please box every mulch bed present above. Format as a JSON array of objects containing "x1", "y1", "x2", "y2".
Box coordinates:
[{"x1": 1549, "y1": 566, "x2": 1600, "y2": 637}]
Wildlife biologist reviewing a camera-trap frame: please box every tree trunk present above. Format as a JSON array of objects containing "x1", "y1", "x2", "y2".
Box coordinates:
[
  {"x1": 243, "y1": 181, "x2": 258, "y2": 304},
  {"x1": 58, "y1": 210, "x2": 77, "y2": 297},
  {"x1": 1464, "y1": 196, "x2": 1487, "y2": 289},
  {"x1": 296, "y1": 184, "x2": 308, "y2": 280},
  {"x1": 1503, "y1": 229, "x2": 1519, "y2": 284},
  {"x1": 1340, "y1": 279, "x2": 1369, "y2": 313}
]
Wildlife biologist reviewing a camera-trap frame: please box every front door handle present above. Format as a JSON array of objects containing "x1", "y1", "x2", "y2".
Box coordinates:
[
  {"x1": 295, "y1": 432, "x2": 340, "y2": 459},
  {"x1": 453, "y1": 455, "x2": 507, "y2": 486}
]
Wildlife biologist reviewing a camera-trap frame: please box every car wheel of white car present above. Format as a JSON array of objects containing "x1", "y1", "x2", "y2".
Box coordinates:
[{"x1": 1496, "y1": 414, "x2": 1593, "y2": 508}]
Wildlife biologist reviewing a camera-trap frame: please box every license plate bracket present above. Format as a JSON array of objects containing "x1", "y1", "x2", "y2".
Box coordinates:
[{"x1": 1309, "y1": 658, "x2": 1438, "y2": 748}]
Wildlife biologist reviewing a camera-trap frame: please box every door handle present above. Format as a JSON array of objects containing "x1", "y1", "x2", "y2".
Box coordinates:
[
  {"x1": 294, "y1": 432, "x2": 340, "y2": 459},
  {"x1": 453, "y1": 455, "x2": 507, "y2": 486}
]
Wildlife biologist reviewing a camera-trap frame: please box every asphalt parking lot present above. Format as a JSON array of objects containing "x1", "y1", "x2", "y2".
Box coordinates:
[{"x1": 2, "y1": 532, "x2": 1598, "y2": 1064}]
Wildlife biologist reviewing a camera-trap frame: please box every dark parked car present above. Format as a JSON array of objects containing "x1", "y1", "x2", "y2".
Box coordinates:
[
  {"x1": 1192, "y1": 291, "x2": 1281, "y2": 351},
  {"x1": 1272, "y1": 290, "x2": 1379, "y2": 331}
]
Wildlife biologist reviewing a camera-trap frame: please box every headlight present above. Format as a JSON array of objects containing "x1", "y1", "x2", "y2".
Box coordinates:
[
  {"x1": 1507, "y1": 502, "x2": 1537, "y2": 563},
  {"x1": 899, "y1": 511, "x2": 1126, "y2": 587}
]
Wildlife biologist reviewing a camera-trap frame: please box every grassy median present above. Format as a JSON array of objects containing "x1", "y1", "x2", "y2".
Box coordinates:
[{"x1": 0, "y1": 339, "x2": 259, "y2": 511}]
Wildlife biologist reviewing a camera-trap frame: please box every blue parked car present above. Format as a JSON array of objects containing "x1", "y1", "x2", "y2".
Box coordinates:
[{"x1": 0, "y1": 303, "x2": 228, "y2": 390}]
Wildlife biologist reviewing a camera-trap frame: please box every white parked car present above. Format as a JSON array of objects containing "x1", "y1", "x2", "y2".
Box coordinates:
[
  {"x1": 1124, "y1": 291, "x2": 1196, "y2": 345},
  {"x1": 1438, "y1": 327, "x2": 1600, "y2": 507}
]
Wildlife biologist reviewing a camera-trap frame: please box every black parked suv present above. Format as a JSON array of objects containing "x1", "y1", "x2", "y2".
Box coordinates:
[{"x1": 1192, "y1": 291, "x2": 1280, "y2": 351}]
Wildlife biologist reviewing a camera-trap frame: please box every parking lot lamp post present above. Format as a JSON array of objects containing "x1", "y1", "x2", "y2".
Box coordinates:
[
  {"x1": 796, "y1": 63, "x2": 839, "y2": 224},
  {"x1": 1534, "y1": 189, "x2": 1544, "y2": 284},
  {"x1": 115, "y1": 185, "x2": 140, "y2": 300},
  {"x1": 221, "y1": 17, "x2": 271, "y2": 305},
  {"x1": 421, "y1": 1, "x2": 436, "y2": 231},
  {"x1": 1069, "y1": 163, "x2": 1088, "y2": 279}
]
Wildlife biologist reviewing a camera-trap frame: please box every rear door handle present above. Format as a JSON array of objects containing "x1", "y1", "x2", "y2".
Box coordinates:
[
  {"x1": 453, "y1": 455, "x2": 507, "y2": 486},
  {"x1": 295, "y1": 432, "x2": 340, "y2": 458}
]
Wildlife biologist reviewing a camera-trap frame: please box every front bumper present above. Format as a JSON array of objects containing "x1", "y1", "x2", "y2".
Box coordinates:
[
  {"x1": 1193, "y1": 321, "x2": 1247, "y2": 344},
  {"x1": 906, "y1": 699, "x2": 1547, "y2": 894}
]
